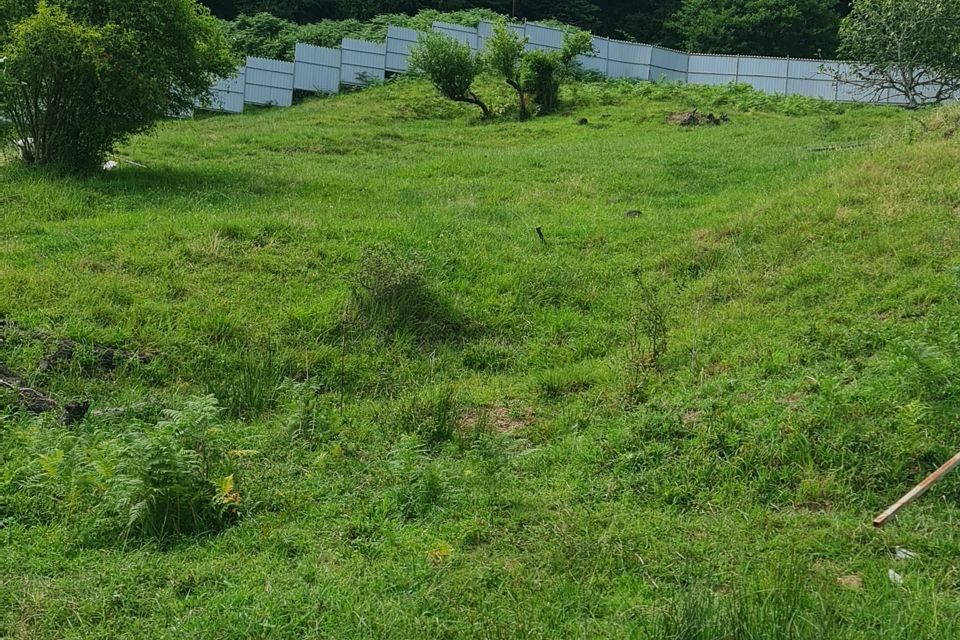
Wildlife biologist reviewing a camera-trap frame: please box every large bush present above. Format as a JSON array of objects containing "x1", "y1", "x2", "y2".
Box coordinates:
[
  {"x1": 409, "y1": 31, "x2": 490, "y2": 118},
  {"x1": 520, "y1": 29, "x2": 593, "y2": 114},
  {"x1": 837, "y1": 0, "x2": 960, "y2": 108},
  {"x1": 668, "y1": 0, "x2": 840, "y2": 57},
  {"x1": 0, "y1": 0, "x2": 235, "y2": 171}
]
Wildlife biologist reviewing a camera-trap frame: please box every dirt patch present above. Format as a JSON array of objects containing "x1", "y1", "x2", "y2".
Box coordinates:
[
  {"x1": 460, "y1": 405, "x2": 535, "y2": 434},
  {"x1": 837, "y1": 575, "x2": 864, "y2": 590},
  {"x1": 704, "y1": 362, "x2": 731, "y2": 377},
  {"x1": 666, "y1": 110, "x2": 729, "y2": 127}
]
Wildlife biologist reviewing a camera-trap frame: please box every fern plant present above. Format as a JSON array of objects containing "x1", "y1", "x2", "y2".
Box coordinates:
[{"x1": 13, "y1": 395, "x2": 245, "y2": 544}]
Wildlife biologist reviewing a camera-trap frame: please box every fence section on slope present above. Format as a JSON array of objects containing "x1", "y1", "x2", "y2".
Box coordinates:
[{"x1": 199, "y1": 18, "x2": 934, "y2": 114}]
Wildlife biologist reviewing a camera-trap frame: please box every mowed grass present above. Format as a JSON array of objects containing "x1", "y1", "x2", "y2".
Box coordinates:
[{"x1": 2, "y1": 77, "x2": 960, "y2": 638}]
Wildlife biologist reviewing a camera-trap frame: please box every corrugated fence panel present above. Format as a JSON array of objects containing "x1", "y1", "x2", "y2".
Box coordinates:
[
  {"x1": 203, "y1": 20, "x2": 930, "y2": 113},
  {"x1": 525, "y1": 23, "x2": 563, "y2": 51},
  {"x1": 786, "y1": 59, "x2": 836, "y2": 99},
  {"x1": 477, "y1": 20, "x2": 526, "y2": 48},
  {"x1": 244, "y1": 57, "x2": 294, "y2": 107},
  {"x1": 202, "y1": 68, "x2": 246, "y2": 113},
  {"x1": 294, "y1": 44, "x2": 340, "y2": 93},
  {"x1": 577, "y1": 36, "x2": 609, "y2": 74},
  {"x1": 649, "y1": 46, "x2": 688, "y2": 82},
  {"x1": 341, "y1": 38, "x2": 386, "y2": 86},
  {"x1": 433, "y1": 21, "x2": 479, "y2": 49},
  {"x1": 687, "y1": 54, "x2": 738, "y2": 85},
  {"x1": 607, "y1": 40, "x2": 650, "y2": 79},
  {"x1": 386, "y1": 25, "x2": 420, "y2": 72},
  {"x1": 737, "y1": 56, "x2": 788, "y2": 94}
]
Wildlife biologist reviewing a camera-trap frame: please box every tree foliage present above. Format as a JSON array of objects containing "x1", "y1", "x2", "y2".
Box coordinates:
[
  {"x1": 837, "y1": 0, "x2": 960, "y2": 108},
  {"x1": 485, "y1": 21, "x2": 529, "y2": 118},
  {"x1": 204, "y1": 1, "x2": 852, "y2": 56},
  {"x1": 520, "y1": 30, "x2": 593, "y2": 114},
  {"x1": 668, "y1": 0, "x2": 840, "y2": 57},
  {"x1": 0, "y1": 0, "x2": 235, "y2": 171},
  {"x1": 220, "y1": 8, "x2": 501, "y2": 61},
  {"x1": 409, "y1": 31, "x2": 490, "y2": 117}
]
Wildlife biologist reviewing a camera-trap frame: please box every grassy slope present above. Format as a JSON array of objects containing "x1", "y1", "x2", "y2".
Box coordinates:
[{"x1": 2, "y1": 78, "x2": 960, "y2": 638}]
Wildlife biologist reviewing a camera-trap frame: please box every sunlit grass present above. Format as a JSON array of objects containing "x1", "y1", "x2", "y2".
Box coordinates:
[{"x1": 2, "y1": 79, "x2": 960, "y2": 638}]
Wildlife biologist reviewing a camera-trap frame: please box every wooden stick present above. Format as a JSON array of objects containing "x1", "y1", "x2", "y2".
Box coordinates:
[{"x1": 874, "y1": 450, "x2": 960, "y2": 526}]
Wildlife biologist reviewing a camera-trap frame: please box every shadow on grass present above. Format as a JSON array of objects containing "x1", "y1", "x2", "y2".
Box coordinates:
[
  {"x1": 345, "y1": 242, "x2": 478, "y2": 344},
  {"x1": 0, "y1": 161, "x2": 298, "y2": 211}
]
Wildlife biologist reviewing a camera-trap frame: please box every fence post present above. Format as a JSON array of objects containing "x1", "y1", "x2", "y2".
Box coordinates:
[
  {"x1": 784, "y1": 55, "x2": 790, "y2": 94},
  {"x1": 735, "y1": 54, "x2": 740, "y2": 83}
]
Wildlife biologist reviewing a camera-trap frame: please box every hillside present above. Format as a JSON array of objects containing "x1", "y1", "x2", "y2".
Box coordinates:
[{"x1": 3, "y1": 78, "x2": 960, "y2": 638}]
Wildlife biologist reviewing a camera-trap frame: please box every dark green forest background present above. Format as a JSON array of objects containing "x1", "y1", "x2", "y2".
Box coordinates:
[{"x1": 203, "y1": 0, "x2": 854, "y2": 57}]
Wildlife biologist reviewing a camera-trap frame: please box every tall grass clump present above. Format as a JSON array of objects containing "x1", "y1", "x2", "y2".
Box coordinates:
[
  {"x1": 199, "y1": 341, "x2": 287, "y2": 419},
  {"x1": 648, "y1": 569, "x2": 836, "y2": 640},
  {"x1": 393, "y1": 385, "x2": 459, "y2": 448},
  {"x1": 348, "y1": 242, "x2": 465, "y2": 339}
]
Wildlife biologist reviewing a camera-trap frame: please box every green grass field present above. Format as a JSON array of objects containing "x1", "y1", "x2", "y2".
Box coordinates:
[{"x1": 3, "y1": 77, "x2": 960, "y2": 638}]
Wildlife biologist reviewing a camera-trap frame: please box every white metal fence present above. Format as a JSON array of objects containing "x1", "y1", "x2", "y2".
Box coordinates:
[
  {"x1": 244, "y1": 57, "x2": 294, "y2": 107},
  {"x1": 202, "y1": 19, "x2": 930, "y2": 114}
]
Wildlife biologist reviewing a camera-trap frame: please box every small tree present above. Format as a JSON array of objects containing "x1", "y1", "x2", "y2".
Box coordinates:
[
  {"x1": 409, "y1": 31, "x2": 490, "y2": 118},
  {"x1": 520, "y1": 30, "x2": 593, "y2": 114},
  {"x1": 836, "y1": 0, "x2": 960, "y2": 108},
  {"x1": 486, "y1": 21, "x2": 529, "y2": 120},
  {"x1": 0, "y1": 0, "x2": 235, "y2": 171}
]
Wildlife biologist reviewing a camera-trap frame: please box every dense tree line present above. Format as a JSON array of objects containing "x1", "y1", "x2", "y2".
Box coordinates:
[{"x1": 202, "y1": 0, "x2": 853, "y2": 56}]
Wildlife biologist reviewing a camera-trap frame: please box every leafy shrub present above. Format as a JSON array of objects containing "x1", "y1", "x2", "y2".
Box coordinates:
[
  {"x1": 409, "y1": 31, "x2": 490, "y2": 118},
  {"x1": 385, "y1": 435, "x2": 447, "y2": 520},
  {"x1": 106, "y1": 396, "x2": 241, "y2": 541},
  {"x1": 219, "y1": 11, "x2": 300, "y2": 60},
  {"x1": 0, "y1": 0, "x2": 235, "y2": 171},
  {"x1": 520, "y1": 29, "x2": 593, "y2": 114}
]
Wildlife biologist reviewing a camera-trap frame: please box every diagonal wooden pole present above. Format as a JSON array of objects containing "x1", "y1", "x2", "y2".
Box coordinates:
[{"x1": 874, "y1": 450, "x2": 960, "y2": 526}]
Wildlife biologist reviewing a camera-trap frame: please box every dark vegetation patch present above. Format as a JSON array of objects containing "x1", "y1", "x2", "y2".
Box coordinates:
[{"x1": 666, "y1": 110, "x2": 731, "y2": 127}]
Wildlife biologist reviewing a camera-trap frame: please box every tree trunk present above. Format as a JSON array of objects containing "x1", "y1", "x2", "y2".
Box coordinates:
[
  {"x1": 507, "y1": 80, "x2": 528, "y2": 120},
  {"x1": 458, "y1": 91, "x2": 491, "y2": 118}
]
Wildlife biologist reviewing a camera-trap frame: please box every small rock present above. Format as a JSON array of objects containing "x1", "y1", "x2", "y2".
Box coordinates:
[
  {"x1": 888, "y1": 569, "x2": 903, "y2": 585},
  {"x1": 624, "y1": 210, "x2": 642, "y2": 218},
  {"x1": 895, "y1": 547, "x2": 917, "y2": 561},
  {"x1": 837, "y1": 575, "x2": 863, "y2": 590}
]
